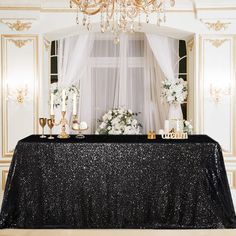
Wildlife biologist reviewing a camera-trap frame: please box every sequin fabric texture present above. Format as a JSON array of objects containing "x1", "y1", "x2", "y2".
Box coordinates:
[{"x1": 0, "y1": 135, "x2": 235, "y2": 229}]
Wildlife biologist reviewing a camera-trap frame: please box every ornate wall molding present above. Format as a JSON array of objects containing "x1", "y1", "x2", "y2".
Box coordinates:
[
  {"x1": 9, "y1": 39, "x2": 33, "y2": 48},
  {"x1": 206, "y1": 39, "x2": 229, "y2": 48},
  {"x1": 201, "y1": 20, "x2": 231, "y2": 31},
  {"x1": 187, "y1": 38, "x2": 194, "y2": 52},
  {"x1": 43, "y1": 37, "x2": 51, "y2": 51},
  {"x1": 0, "y1": 19, "x2": 33, "y2": 31}
]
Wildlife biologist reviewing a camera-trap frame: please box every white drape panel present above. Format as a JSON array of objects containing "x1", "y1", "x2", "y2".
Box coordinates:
[
  {"x1": 145, "y1": 34, "x2": 182, "y2": 119},
  {"x1": 143, "y1": 40, "x2": 169, "y2": 131},
  {"x1": 57, "y1": 34, "x2": 94, "y2": 132},
  {"x1": 90, "y1": 33, "x2": 145, "y2": 132},
  {"x1": 57, "y1": 33, "x2": 179, "y2": 133}
]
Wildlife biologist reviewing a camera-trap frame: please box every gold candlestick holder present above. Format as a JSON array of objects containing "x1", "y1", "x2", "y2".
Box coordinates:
[{"x1": 52, "y1": 111, "x2": 70, "y2": 139}]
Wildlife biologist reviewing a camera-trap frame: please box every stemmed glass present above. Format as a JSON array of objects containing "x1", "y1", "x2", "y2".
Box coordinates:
[
  {"x1": 39, "y1": 118, "x2": 47, "y2": 138},
  {"x1": 47, "y1": 119, "x2": 54, "y2": 140}
]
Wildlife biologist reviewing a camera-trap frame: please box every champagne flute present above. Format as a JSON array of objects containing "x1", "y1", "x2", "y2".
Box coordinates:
[
  {"x1": 47, "y1": 119, "x2": 54, "y2": 140},
  {"x1": 39, "y1": 118, "x2": 47, "y2": 138}
]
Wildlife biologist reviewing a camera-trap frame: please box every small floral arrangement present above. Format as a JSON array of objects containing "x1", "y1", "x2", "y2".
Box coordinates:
[
  {"x1": 161, "y1": 78, "x2": 188, "y2": 105},
  {"x1": 51, "y1": 83, "x2": 80, "y2": 107},
  {"x1": 183, "y1": 120, "x2": 193, "y2": 134},
  {"x1": 95, "y1": 108, "x2": 141, "y2": 135}
]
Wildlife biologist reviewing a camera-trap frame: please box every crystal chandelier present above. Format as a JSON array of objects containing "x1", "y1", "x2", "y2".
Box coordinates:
[{"x1": 70, "y1": 0, "x2": 175, "y2": 43}]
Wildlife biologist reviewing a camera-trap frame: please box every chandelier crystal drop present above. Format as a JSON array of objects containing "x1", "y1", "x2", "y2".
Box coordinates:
[{"x1": 70, "y1": 0, "x2": 175, "y2": 43}]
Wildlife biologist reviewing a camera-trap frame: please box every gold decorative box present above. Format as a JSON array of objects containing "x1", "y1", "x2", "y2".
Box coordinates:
[{"x1": 148, "y1": 131, "x2": 156, "y2": 140}]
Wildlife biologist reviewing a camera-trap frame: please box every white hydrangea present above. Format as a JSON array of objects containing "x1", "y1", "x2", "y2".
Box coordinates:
[
  {"x1": 161, "y1": 78, "x2": 188, "y2": 105},
  {"x1": 96, "y1": 108, "x2": 141, "y2": 135}
]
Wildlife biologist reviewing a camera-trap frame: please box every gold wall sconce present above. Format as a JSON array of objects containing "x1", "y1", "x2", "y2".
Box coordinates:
[
  {"x1": 8, "y1": 84, "x2": 29, "y2": 104},
  {"x1": 210, "y1": 83, "x2": 231, "y2": 104}
]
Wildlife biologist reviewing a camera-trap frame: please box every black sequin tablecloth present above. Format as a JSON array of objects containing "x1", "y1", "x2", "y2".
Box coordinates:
[{"x1": 0, "y1": 135, "x2": 235, "y2": 229}]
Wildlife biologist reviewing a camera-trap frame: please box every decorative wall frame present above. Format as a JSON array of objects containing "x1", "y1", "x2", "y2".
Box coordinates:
[{"x1": 1, "y1": 35, "x2": 39, "y2": 160}]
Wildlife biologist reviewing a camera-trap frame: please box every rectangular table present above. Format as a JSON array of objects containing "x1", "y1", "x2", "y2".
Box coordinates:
[{"x1": 0, "y1": 135, "x2": 235, "y2": 229}]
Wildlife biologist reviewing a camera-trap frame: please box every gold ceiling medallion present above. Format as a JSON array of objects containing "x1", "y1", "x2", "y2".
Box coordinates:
[
  {"x1": 0, "y1": 19, "x2": 32, "y2": 31},
  {"x1": 187, "y1": 38, "x2": 194, "y2": 51},
  {"x1": 201, "y1": 20, "x2": 231, "y2": 31},
  {"x1": 9, "y1": 39, "x2": 33, "y2": 48},
  {"x1": 206, "y1": 39, "x2": 228, "y2": 48},
  {"x1": 70, "y1": 0, "x2": 175, "y2": 43}
]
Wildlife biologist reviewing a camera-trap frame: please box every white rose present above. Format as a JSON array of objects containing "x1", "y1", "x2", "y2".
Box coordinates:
[
  {"x1": 100, "y1": 122, "x2": 106, "y2": 129},
  {"x1": 131, "y1": 119, "x2": 137, "y2": 126}
]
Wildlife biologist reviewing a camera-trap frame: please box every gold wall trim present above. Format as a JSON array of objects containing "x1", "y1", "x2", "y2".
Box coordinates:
[
  {"x1": 2, "y1": 170, "x2": 8, "y2": 191},
  {"x1": 1, "y1": 35, "x2": 39, "y2": 158},
  {"x1": 186, "y1": 37, "x2": 195, "y2": 126},
  {"x1": 43, "y1": 37, "x2": 51, "y2": 51},
  {"x1": 227, "y1": 170, "x2": 236, "y2": 189},
  {"x1": 206, "y1": 39, "x2": 229, "y2": 48},
  {"x1": 0, "y1": 19, "x2": 33, "y2": 31},
  {"x1": 8, "y1": 39, "x2": 33, "y2": 48},
  {"x1": 201, "y1": 20, "x2": 231, "y2": 31},
  {"x1": 187, "y1": 38, "x2": 194, "y2": 52}
]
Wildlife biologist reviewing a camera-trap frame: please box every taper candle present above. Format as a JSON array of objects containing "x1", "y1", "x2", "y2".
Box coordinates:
[
  {"x1": 72, "y1": 93, "x2": 77, "y2": 115},
  {"x1": 62, "y1": 89, "x2": 66, "y2": 112},
  {"x1": 50, "y1": 93, "x2": 54, "y2": 115},
  {"x1": 164, "y1": 120, "x2": 169, "y2": 133}
]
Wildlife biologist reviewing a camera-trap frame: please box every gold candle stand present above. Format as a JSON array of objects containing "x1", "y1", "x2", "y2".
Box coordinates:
[{"x1": 51, "y1": 111, "x2": 70, "y2": 139}]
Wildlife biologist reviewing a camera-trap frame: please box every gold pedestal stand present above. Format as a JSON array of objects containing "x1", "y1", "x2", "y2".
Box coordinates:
[{"x1": 71, "y1": 115, "x2": 88, "y2": 139}]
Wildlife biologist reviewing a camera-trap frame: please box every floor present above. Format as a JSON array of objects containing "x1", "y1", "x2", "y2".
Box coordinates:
[{"x1": 0, "y1": 230, "x2": 236, "y2": 236}]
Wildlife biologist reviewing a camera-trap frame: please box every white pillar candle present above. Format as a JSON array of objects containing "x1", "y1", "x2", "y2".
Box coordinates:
[
  {"x1": 158, "y1": 129, "x2": 164, "y2": 135},
  {"x1": 176, "y1": 120, "x2": 180, "y2": 132},
  {"x1": 72, "y1": 93, "x2": 77, "y2": 115},
  {"x1": 50, "y1": 93, "x2": 54, "y2": 115},
  {"x1": 62, "y1": 89, "x2": 66, "y2": 112},
  {"x1": 164, "y1": 120, "x2": 169, "y2": 133},
  {"x1": 80, "y1": 121, "x2": 88, "y2": 130}
]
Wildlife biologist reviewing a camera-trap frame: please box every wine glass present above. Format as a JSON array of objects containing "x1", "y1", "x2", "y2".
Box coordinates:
[
  {"x1": 47, "y1": 119, "x2": 54, "y2": 140},
  {"x1": 39, "y1": 118, "x2": 47, "y2": 138}
]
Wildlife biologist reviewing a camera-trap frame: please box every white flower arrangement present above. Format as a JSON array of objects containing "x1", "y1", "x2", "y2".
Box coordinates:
[
  {"x1": 183, "y1": 120, "x2": 193, "y2": 134},
  {"x1": 161, "y1": 78, "x2": 188, "y2": 105},
  {"x1": 51, "y1": 83, "x2": 80, "y2": 107},
  {"x1": 95, "y1": 108, "x2": 141, "y2": 135}
]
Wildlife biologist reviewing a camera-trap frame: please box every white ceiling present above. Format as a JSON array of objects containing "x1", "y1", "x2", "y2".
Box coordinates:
[{"x1": 0, "y1": 0, "x2": 236, "y2": 9}]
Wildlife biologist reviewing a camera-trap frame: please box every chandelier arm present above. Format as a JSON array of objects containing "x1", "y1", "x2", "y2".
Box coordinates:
[
  {"x1": 106, "y1": 0, "x2": 115, "y2": 19},
  {"x1": 72, "y1": 0, "x2": 104, "y2": 15}
]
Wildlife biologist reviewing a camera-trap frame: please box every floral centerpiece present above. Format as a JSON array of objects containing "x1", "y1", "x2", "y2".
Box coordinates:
[
  {"x1": 95, "y1": 108, "x2": 141, "y2": 135},
  {"x1": 51, "y1": 83, "x2": 80, "y2": 107},
  {"x1": 161, "y1": 78, "x2": 188, "y2": 105}
]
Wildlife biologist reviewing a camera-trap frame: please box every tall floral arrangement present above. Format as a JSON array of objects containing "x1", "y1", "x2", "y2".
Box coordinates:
[
  {"x1": 96, "y1": 108, "x2": 141, "y2": 135},
  {"x1": 161, "y1": 78, "x2": 188, "y2": 105},
  {"x1": 50, "y1": 83, "x2": 80, "y2": 107}
]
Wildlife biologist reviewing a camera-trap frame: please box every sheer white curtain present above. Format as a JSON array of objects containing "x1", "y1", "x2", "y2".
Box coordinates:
[
  {"x1": 90, "y1": 33, "x2": 168, "y2": 133},
  {"x1": 90, "y1": 33, "x2": 145, "y2": 132},
  {"x1": 143, "y1": 38, "x2": 169, "y2": 131},
  {"x1": 57, "y1": 33, "x2": 94, "y2": 132},
  {"x1": 145, "y1": 34, "x2": 182, "y2": 119},
  {"x1": 57, "y1": 32, "x2": 179, "y2": 134}
]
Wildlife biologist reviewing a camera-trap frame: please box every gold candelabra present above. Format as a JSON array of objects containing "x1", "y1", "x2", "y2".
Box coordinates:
[{"x1": 51, "y1": 111, "x2": 70, "y2": 139}]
